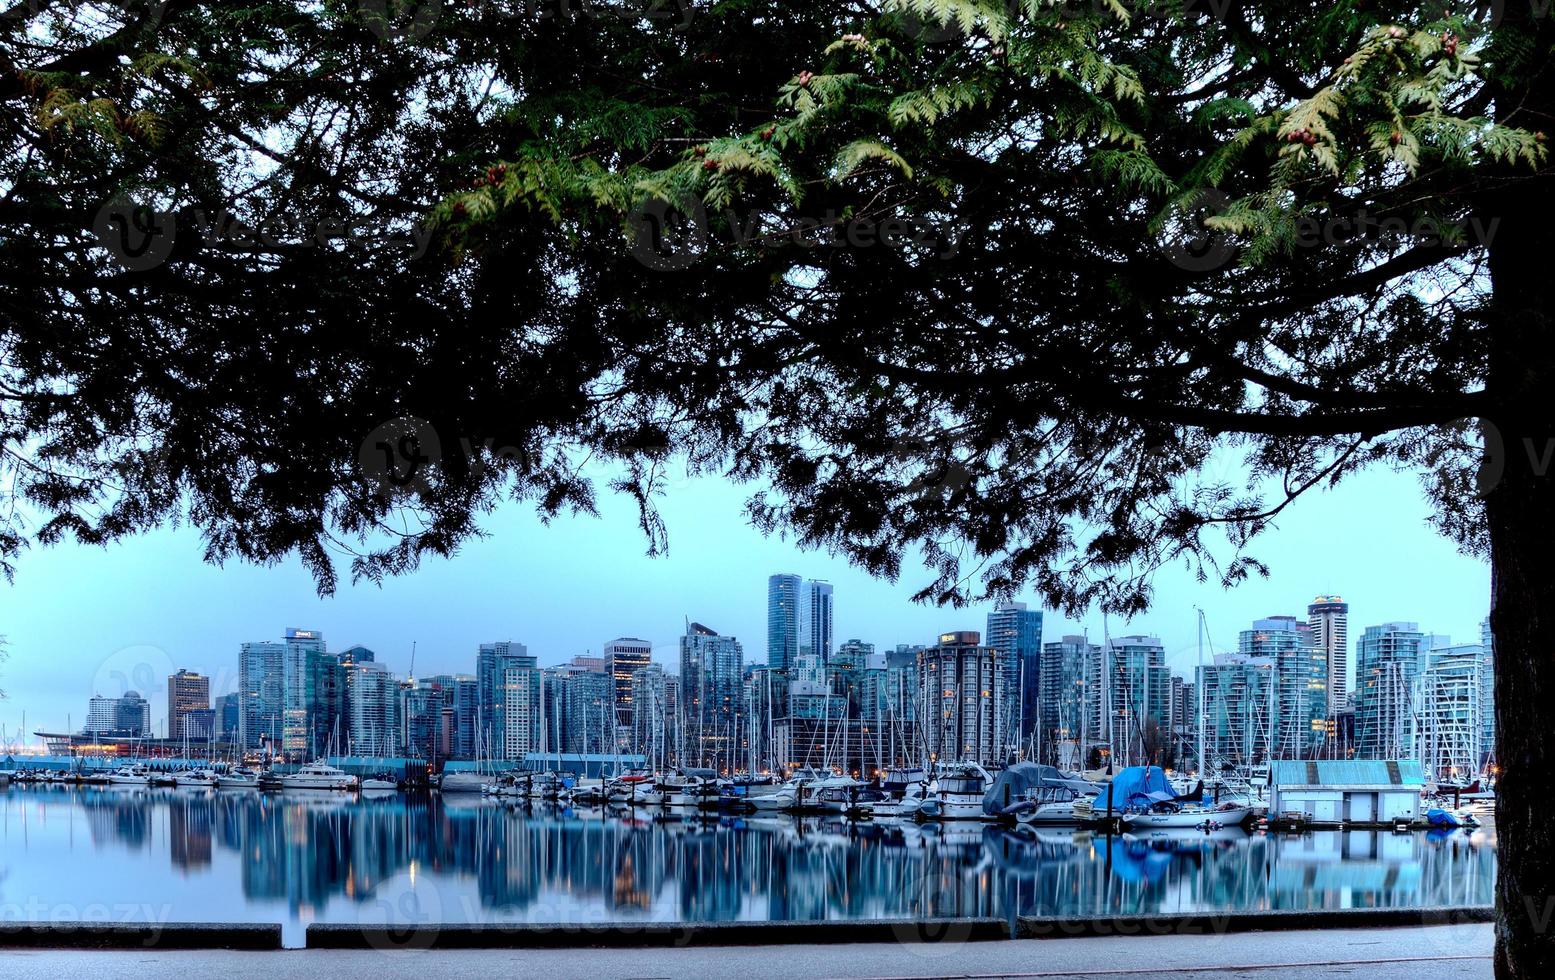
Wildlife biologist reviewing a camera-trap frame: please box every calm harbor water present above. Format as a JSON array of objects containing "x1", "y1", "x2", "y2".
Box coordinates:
[{"x1": 0, "y1": 785, "x2": 1496, "y2": 948}]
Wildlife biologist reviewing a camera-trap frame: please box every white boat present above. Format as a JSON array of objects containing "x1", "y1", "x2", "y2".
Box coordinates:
[
  {"x1": 1015, "y1": 786, "x2": 1095, "y2": 826},
  {"x1": 175, "y1": 768, "x2": 219, "y2": 788},
  {"x1": 862, "y1": 767, "x2": 928, "y2": 819},
  {"x1": 1122, "y1": 801, "x2": 1256, "y2": 830},
  {"x1": 606, "y1": 770, "x2": 663, "y2": 806},
  {"x1": 484, "y1": 773, "x2": 531, "y2": 798},
  {"x1": 280, "y1": 761, "x2": 357, "y2": 791},
  {"x1": 217, "y1": 767, "x2": 261, "y2": 788},
  {"x1": 813, "y1": 776, "x2": 873, "y2": 817},
  {"x1": 750, "y1": 769, "x2": 829, "y2": 813},
  {"x1": 916, "y1": 762, "x2": 993, "y2": 821},
  {"x1": 657, "y1": 768, "x2": 721, "y2": 808},
  {"x1": 361, "y1": 777, "x2": 398, "y2": 791},
  {"x1": 106, "y1": 764, "x2": 155, "y2": 786},
  {"x1": 720, "y1": 772, "x2": 783, "y2": 808}
]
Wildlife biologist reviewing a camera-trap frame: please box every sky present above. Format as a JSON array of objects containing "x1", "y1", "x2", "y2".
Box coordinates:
[{"x1": 0, "y1": 461, "x2": 1489, "y2": 745}]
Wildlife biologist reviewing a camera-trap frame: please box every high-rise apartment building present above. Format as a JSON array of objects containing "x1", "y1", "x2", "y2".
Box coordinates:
[
  {"x1": 1308, "y1": 596, "x2": 1349, "y2": 716},
  {"x1": 347, "y1": 661, "x2": 400, "y2": 756},
  {"x1": 281, "y1": 628, "x2": 336, "y2": 758},
  {"x1": 477, "y1": 640, "x2": 529, "y2": 758},
  {"x1": 214, "y1": 692, "x2": 240, "y2": 743},
  {"x1": 1239, "y1": 617, "x2": 1326, "y2": 759},
  {"x1": 1480, "y1": 617, "x2": 1496, "y2": 762},
  {"x1": 1083, "y1": 635, "x2": 1170, "y2": 765},
  {"x1": 1198, "y1": 652, "x2": 1276, "y2": 767},
  {"x1": 604, "y1": 637, "x2": 652, "y2": 737},
  {"x1": 1355, "y1": 621, "x2": 1427, "y2": 759},
  {"x1": 767, "y1": 573, "x2": 802, "y2": 673},
  {"x1": 167, "y1": 669, "x2": 210, "y2": 740},
  {"x1": 985, "y1": 602, "x2": 1044, "y2": 748},
  {"x1": 1419, "y1": 640, "x2": 1483, "y2": 781},
  {"x1": 768, "y1": 574, "x2": 832, "y2": 671},
  {"x1": 84, "y1": 692, "x2": 150, "y2": 737},
  {"x1": 1038, "y1": 635, "x2": 1095, "y2": 769},
  {"x1": 917, "y1": 630, "x2": 1004, "y2": 764},
  {"x1": 680, "y1": 622, "x2": 745, "y2": 769},
  {"x1": 238, "y1": 640, "x2": 285, "y2": 751},
  {"x1": 498, "y1": 653, "x2": 541, "y2": 760},
  {"x1": 800, "y1": 580, "x2": 833, "y2": 662}
]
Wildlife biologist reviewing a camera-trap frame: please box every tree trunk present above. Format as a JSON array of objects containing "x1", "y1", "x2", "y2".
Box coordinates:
[{"x1": 1486, "y1": 21, "x2": 1555, "y2": 969}]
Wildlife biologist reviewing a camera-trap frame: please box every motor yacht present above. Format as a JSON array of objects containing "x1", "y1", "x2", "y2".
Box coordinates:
[
  {"x1": 657, "y1": 768, "x2": 721, "y2": 809},
  {"x1": 279, "y1": 760, "x2": 358, "y2": 791},
  {"x1": 106, "y1": 764, "x2": 155, "y2": 786},
  {"x1": 915, "y1": 762, "x2": 993, "y2": 821}
]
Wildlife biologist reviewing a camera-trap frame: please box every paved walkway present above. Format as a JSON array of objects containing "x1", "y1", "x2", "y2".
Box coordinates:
[{"x1": 0, "y1": 923, "x2": 1493, "y2": 979}]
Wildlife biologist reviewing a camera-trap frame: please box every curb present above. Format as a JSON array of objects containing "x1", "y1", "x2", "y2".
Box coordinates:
[
  {"x1": 306, "y1": 918, "x2": 1013, "y2": 949},
  {"x1": 1017, "y1": 906, "x2": 1495, "y2": 938},
  {"x1": 0, "y1": 922, "x2": 284, "y2": 950}
]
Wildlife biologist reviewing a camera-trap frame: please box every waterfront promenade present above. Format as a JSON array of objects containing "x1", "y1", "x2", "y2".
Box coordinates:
[{"x1": 0, "y1": 923, "x2": 1493, "y2": 979}]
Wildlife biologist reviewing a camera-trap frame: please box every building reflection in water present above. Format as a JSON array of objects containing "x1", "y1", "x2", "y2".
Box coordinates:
[{"x1": 1, "y1": 787, "x2": 1497, "y2": 928}]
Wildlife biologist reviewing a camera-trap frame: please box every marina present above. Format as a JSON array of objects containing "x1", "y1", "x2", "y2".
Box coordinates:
[{"x1": 0, "y1": 782, "x2": 1496, "y2": 949}]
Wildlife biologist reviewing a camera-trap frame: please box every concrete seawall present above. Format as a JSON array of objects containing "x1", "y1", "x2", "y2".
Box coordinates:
[
  {"x1": 0, "y1": 922, "x2": 283, "y2": 950},
  {"x1": 305, "y1": 918, "x2": 1014, "y2": 949}
]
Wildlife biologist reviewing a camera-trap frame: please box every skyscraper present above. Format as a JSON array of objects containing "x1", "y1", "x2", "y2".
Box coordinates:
[
  {"x1": 604, "y1": 637, "x2": 653, "y2": 737},
  {"x1": 1480, "y1": 617, "x2": 1496, "y2": 763},
  {"x1": 477, "y1": 640, "x2": 529, "y2": 757},
  {"x1": 281, "y1": 627, "x2": 335, "y2": 758},
  {"x1": 917, "y1": 631, "x2": 1004, "y2": 763},
  {"x1": 985, "y1": 602, "x2": 1044, "y2": 748},
  {"x1": 1419, "y1": 640, "x2": 1484, "y2": 781},
  {"x1": 167, "y1": 669, "x2": 210, "y2": 740},
  {"x1": 84, "y1": 693, "x2": 150, "y2": 736},
  {"x1": 500, "y1": 654, "x2": 541, "y2": 759},
  {"x1": 800, "y1": 580, "x2": 834, "y2": 662},
  {"x1": 680, "y1": 622, "x2": 745, "y2": 769},
  {"x1": 238, "y1": 640, "x2": 285, "y2": 751},
  {"x1": 1198, "y1": 652, "x2": 1276, "y2": 768},
  {"x1": 1355, "y1": 621, "x2": 1427, "y2": 759},
  {"x1": 1308, "y1": 596, "x2": 1350, "y2": 716},
  {"x1": 1238, "y1": 616, "x2": 1326, "y2": 760},
  {"x1": 1038, "y1": 635, "x2": 1095, "y2": 769},
  {"x1": 347, "y1": 661, "x2": 400, "y2": 756},
  {"x1": 1088, "y1": 635, "x2": 1170, "y2": 765},
  {"x1": 767, "y1": 573, "x2": 802, "y2": 673}
]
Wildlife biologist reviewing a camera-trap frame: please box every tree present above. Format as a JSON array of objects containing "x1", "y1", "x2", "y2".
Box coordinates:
[{"x1": 2, "y1": 2, "x2": 1551, "y2": 974}]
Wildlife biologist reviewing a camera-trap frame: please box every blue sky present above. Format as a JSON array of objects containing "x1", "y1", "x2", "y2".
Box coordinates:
[{"x1": 0, "y1": 463, "x2": 1488, "y2": 744}]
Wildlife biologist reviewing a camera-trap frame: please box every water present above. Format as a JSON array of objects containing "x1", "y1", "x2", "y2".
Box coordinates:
[{"x1": 0, "y1": 785, "x2": 1497, "y2": 948}]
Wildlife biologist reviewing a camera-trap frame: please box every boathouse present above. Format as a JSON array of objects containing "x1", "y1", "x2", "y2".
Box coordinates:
[{"x1": 1268, "y1": 759, "x2": 1425, "y2": 827}]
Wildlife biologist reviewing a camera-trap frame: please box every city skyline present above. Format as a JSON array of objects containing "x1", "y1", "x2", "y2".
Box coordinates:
[{"x1": 0, "y1": 465, "x2": 1490, "y2": 742}]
